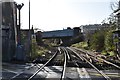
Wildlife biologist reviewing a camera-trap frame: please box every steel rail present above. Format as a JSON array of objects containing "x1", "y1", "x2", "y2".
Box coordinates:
[
  {"x1": 28, "y1": 50, "x2": 58, "y2": 80},
  {"x1": 83, "y1": 53, "x2": 120, "y2": 70},
  {"x1": 82, "y1": 56, "x2": 111, "y2": 80},
  {"x1": 67, "y1": 47, "x2": 111, "y2": 80},
  {"x1": 63, "y1": 47, "x2": 71, "y2": 60},
  {"x1": 72, "y1": 47, "x2": 120, "y2": 69},
  {"x1": 10, "y1": 50, "x2": 58, "y2": 80},
  {"x1": 67, "y1": 47, "x2": 84, "y2": 61},
  {"x1": 97, "y1": 57, "x2": 120, "y2": 69},
  {"x1": 60, "y1": 47, "x2": 67, "y2": 80},
  {"x1": 65, "y1": 47, "x2": 81, "y2": 67}
]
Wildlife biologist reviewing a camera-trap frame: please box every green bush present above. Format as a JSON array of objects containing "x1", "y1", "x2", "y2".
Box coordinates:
[
  {"x1": 89, "y1": 30, "x2": 105, "y2": 52},
  {"x1": 31, "y1": 39, "x2": 48, "y2": 59},
  {"x1": 71, "y1": 42, "x2": 88, "y2": 49},
  {"x1": 104, "y1": 31, "x2": 115, "y2": 51}
]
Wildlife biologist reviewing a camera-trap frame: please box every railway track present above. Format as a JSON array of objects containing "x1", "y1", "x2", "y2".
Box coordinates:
[
  {"x1": 71, "y1": 47, "x2": 120, "y2": 70},
  {"x1": 59, "y1": 47, "x2": 112, "y2": 80},
  {"x1": 2, "y1": 47, "x2": 120, "y2": 80},
  {"x1": 8, "y1": 47, "x2": 70, "y2": 80},
  {"x1": 60, "y1": 47, "x2": 67, "y2": 80},
  {"x1": 28, "y1": 51, "x2": 58, "y2": 80},
  {"x1": 8, "y1": 49, "x2": 58, "y2": 80},
  {"x1": 67, "y1": 47, "x2": 112, "y2": 80},
  {"x1": 68, "y1": 47, "x2": 120, "y2": 79}
]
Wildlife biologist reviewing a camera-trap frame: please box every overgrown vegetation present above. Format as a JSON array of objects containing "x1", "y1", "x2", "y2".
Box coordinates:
[
  {"x1": 72, "y1": 42, "x2": 88, "y2": 49},
  {"x1": 31, "y1": 38, "x2": 59, "y2": 59},
  {"x1": 31, "y1": 39, "x2": 49, "y2": 59},
  {"x1": 89, "y1": 30, "x2": 105, "y2": 52},
  {"x1": 71, "y1": 13, "x2": 118, "y2": 57},
  {"x1": 72, "y1": 28, "x2": 117, "y2": 56},
  {"x1": 104, "y1": 31, "x2": 115, "y2": 51}
]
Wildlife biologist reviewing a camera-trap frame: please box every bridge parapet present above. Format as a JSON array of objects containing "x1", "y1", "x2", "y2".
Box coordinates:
[
  {"x1": 41, "y1": 29, "x2": 74, "y2": 39},
  {"x1": 36, "y1": 27, "x2": 83, "y2": 46}
]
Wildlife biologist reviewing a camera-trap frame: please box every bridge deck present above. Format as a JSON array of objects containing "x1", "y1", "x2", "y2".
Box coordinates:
[{"x1": 42, "y1": 29, "x2": 74, "y2": 39}]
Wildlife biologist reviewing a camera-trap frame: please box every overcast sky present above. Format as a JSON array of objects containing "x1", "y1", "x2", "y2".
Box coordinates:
[{"x1": 14, "y1": 0, "x2": 117, "y2": 31}]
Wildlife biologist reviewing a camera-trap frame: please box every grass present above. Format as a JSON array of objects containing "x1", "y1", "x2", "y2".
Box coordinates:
[
  {"x1": 71, "y1": 42, "x2": 88, "y2": 49},
  {"x1": 109, "y1": 51, "x2": 115, "y2": 56},
  {"x1": 101, "y1": 50, "x2": 115, "y2": 56},
  {"x1": 72, "y1": 41, "x2": 116, "y2": 57},
  {"x1": 31, "y1": 39, "x2": 49, "y2": 59}
]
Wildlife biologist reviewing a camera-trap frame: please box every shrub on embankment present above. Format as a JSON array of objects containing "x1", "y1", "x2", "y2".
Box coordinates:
[{"x1": 71, "y1": 28, "x2": 117, "y2": 56}]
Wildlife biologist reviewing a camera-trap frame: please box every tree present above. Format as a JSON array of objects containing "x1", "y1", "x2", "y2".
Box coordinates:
[
  {"x1": 110, "y1": 0, "x2": 119, "y2": 11},
  {"x1": 90, "y1": 30, "x2": 105, "y2": 52},
  {"x1": 104, "y1": 31, "x2": 115, "y2": 51}
]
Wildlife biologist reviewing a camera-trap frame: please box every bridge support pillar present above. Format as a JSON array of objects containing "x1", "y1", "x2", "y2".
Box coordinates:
[{"x1": 61, "y1": 37, "x2": 71, "y2": 46}]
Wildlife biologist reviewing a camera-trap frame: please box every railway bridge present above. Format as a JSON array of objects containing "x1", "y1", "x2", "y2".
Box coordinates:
[{"x1": 36, "y1": 27, "x2": 83, "y2": 45}]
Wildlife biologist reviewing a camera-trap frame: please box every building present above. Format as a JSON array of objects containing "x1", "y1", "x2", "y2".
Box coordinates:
[
  {"x1": 80, "y1": 24, "x2": 109, "y2": 34},
  {"x1": 80, "y1": 24, "x2": 109, "y2": 40}
]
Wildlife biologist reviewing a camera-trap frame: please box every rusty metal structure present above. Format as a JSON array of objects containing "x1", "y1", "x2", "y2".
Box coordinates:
[
  {"x1": 1, "y1": 1, "x2": 32, "y2": 61},
  {"x1": 2, "y1": 1, "x2": 17, "y2": 61}
]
